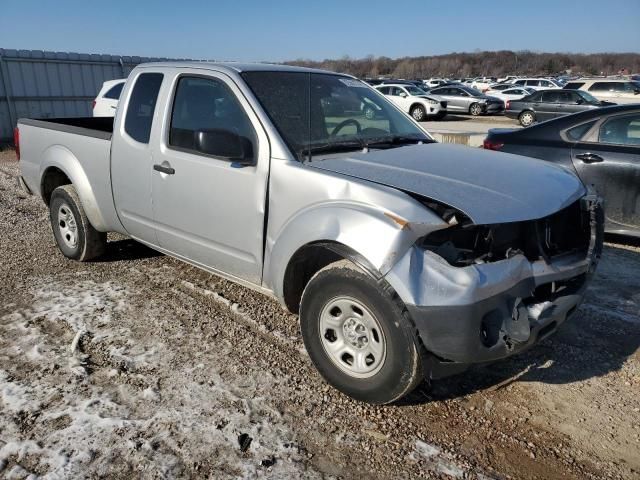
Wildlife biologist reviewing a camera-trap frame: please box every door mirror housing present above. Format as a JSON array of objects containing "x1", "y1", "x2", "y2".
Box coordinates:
[
  {"x1": 399, "y1": 92, "x2": 407, "y2": 98},
  {"x1": 195, "y1": 129, "x2": 255, "y2": 165}
]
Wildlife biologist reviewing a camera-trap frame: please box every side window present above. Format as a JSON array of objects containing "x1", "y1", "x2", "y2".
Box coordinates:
[
  {"x1": 514, "y1": 80, "x2": 525, "y2": 86},
  {"x1": 566, "y1": 120, "x2": 596, "y2": 141},
  {"x1": 542, "y1": 91, "x2": 560, "y2": 102},
  {"x1": 599, "y1": 114, "x2": 640, "y2": 146},
  {"x1": 589, "y1": 82, "x2": 610, "y2": 92},
  {"x1": 124, "y1": 73, "x2": 163, "y2": 144},
  {"x1": 104, "y1": 82, "x2": 124, "y2": 100},
  {"x1": 390, "y1": 87, "x2": 402, "y2": 96},
  {"x1": 378, "y1": 86, "x2": 391, "y2": 95},
  {"x1": 169, "y1": 76, "x2": 256, "y2": 159},
  {"x1": 529, "y1": 92, "x2": 543, "y2": 102}
]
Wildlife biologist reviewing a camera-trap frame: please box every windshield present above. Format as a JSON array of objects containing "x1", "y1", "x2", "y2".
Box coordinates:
[
  {"x1": 242, "y1": 72, "x2": 431, "y2": 161},
  {"x1": 404, "y1": 86, "x2": 428, "y2": 96},
  {"x1": 576, "y1": 90, "x2": 600, "y2": 104}
]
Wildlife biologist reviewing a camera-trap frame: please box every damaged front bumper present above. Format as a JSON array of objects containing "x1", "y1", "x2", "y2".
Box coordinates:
[{"x1": 385, "y1": 194, "x2": 604, "y2": 377}]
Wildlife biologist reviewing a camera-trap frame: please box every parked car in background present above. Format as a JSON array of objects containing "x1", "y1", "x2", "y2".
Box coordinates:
[
  {"x1": 16, "y1": 62, "x2": 603, "y2": 404},
  {"x1": 484, "y1": 104, "x2": 640, "y2": 236},
  {"x1": 427, "y1": 85, "x2": 503, "y2": 115},
  {"x1": 512, "y1": 78, "x2": 563, "y2": 91},
  {"x1": 505, "y1": 89, "x2": 613, "y2": 126},
  {"x1": 471, "y1": 77, "x2": 498, "y2": 92},
  {"x1": 487, "y1": 87, "x2": 536, "y2": 107},
  {"x1": 375, "y1": 84, "x2": 447, "y2": 120},
  {"x1": 92, "y1": 79, "x2": 125, "y2": 117},
  {"x1": 563, "y1": 78, "x2": 640, "y2": 105},
  {"x1": 423, "y1": 78, "x2": 448, "y2": 88},
  {"x1": 485, "y1": 83, "x2": 521, "y2": 94}
]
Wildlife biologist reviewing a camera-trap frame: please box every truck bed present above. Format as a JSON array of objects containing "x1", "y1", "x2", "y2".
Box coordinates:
[{"x1": 18, "y1": 117, "x2": 114, "y2": 140}]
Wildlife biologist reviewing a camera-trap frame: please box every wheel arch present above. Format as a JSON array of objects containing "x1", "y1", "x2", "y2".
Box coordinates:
[
  {"x1": 38, "y1": 145, "x2": 109, "y2": 231},
  {"x1": 282, "y1": 241, "x2": 381, "y2": 314}
]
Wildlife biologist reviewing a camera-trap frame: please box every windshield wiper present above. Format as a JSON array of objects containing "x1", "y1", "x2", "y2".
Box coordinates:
[
  {"x1": 299, "y1": 136, "x2": 432, "y2": 162},
  {"x1": 363, "y1": 135, "x2": 433, "y2": 148},
  {"x1": 299, "y1": 139, "x2": 366, "y2": 161}
]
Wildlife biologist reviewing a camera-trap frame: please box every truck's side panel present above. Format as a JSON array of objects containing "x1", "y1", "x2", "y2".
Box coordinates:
[{"x1": 18, "y1": 122, "x2": 124, "y2": 233}]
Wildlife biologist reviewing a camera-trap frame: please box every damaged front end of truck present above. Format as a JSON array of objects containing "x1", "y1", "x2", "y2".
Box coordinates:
[{"x1": 385, "y1": 192, "x2": 604, "y2": 378}]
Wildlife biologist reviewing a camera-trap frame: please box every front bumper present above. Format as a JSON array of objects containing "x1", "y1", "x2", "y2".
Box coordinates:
[{"x1": 385, "y1": 194, "x2": 604, "y2": 376}]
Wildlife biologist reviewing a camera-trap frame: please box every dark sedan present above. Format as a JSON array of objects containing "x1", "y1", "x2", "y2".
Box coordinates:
[
  {"x1": 505, "y1": 89, "x2": 614, "y2": 126},
  {"x1": 484, "y1": 105, "x2": 640, "y2": 237}
]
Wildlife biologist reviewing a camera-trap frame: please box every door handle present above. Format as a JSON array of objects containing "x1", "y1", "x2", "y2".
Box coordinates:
[
  {"x1": 153, "y1": 164, "x2": 175, "y2": 175},
  {"x1": 575, "y1": 153, "x2": 604, "y2": 164}
]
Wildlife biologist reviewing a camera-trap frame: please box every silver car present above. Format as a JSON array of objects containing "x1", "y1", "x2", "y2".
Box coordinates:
[
  {"x1": 17, "y1": 62, "x2": 603, "y2": 404},
  {"x1": 428, "y1": 85, "x2": 504, "y2": 115}
]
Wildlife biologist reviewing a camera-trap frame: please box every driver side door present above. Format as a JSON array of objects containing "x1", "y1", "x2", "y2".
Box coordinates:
[{"x1": 150, "y1": 72, "x2": 271, "y2": 285}]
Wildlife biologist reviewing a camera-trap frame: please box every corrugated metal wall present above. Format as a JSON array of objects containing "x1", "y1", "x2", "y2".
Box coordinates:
[{"x1": 0, "y1": 48, "x2": 179, "y2": 143}]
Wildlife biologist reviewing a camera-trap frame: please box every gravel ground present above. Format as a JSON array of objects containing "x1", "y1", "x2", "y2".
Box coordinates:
[{"x1": 0, "y1": 148, "x2": 638, "y2": 479}]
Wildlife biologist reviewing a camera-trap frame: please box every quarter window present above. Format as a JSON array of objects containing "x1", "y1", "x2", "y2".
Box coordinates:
[
  {"x1": 169, "y1": 76, "x2": 256, "y2": 157},
  {"x1": 124, "y1": 73, "x2": 163, "y2": 144},
  {"x1": 566, "y1": 121, "x2": 596, "y2": 141},
  {"x1": 104, "y1": 82, "x2": 124, "y2": 100}
]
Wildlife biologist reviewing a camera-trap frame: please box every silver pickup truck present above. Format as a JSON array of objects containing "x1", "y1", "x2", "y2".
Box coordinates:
[{"x1": 16, "y1": 62, "x2": 604, "y2": 404}]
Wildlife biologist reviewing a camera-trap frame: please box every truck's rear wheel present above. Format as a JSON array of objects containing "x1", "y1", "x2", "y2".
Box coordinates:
[
  {"x1": 49, "y1": 185, "x2": 106, "y2": 261},
  {"x1": 300, "y1": 260, "x2": 423, "y2": 404}
]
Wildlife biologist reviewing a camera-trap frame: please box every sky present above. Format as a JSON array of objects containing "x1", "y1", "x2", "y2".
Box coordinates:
[{"x1": 1, "y1": 0, "x2": 639, "y2": 62}]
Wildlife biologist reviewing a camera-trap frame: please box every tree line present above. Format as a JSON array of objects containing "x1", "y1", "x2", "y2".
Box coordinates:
[{"x1": 286, "y1": 51, "x2": 640, "y2": 79}]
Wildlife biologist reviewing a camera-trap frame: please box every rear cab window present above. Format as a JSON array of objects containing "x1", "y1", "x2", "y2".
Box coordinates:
[{"x1": 124, "y1": 73, "x2": 164, "y2": 143}]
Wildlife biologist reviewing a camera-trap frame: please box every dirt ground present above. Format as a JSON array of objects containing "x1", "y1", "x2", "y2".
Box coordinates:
[{"x1": 1, "y1": 148, "x2": 638, "y2": 479}]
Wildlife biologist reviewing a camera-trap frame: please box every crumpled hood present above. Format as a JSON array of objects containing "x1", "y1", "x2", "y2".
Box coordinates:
[{"x1": 307, "y1": 143, "x2": 585, "y2": 224}]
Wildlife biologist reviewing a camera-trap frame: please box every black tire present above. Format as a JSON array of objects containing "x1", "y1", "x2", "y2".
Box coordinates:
[
  {"x1": 300, "y1": 260, "x2": 423, "y2": 404},
  {"x1": 410, "y1": 105, "x2": 426, "y2": 122},
  {"x1": 434, "y1": 111, "x2": 447, "y2": 120},
  {"x1": 49, "y1": 185, "x2": 106, "y2": 261},
  {"x1": 469, "y1": 102, "x2": 483, "y2": 116},
  {"x1": 519, "y1": 110, "x2": 536, "y2": 127}
]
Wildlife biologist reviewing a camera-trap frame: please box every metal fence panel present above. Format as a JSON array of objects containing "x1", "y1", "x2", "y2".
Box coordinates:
[{"x1": 0, "y1": 48, "x2": 181, "y2": 143}]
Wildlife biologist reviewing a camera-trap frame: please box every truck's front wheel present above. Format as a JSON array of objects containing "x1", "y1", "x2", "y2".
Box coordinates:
[
  {"x1": 49, "y1": 185, "x2": 106, "y2": 261},
  {"x1": 300, "y1": 260, "x2": 423, "y2": 404}
]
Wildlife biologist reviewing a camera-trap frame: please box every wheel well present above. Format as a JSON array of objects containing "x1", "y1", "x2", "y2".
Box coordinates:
[
  {"x1": 41, "y1": 167, "x2": 71, "y2": 205},
  {"x1": 282, "y1": 242, "x2": 379, "y2": 314},
  {"x1": 410, "y1": 103, "x2": 425, "y2": 112}
]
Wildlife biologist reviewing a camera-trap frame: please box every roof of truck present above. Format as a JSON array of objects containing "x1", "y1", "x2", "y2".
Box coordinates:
[{"x1": 137, "y1": 61, "x2": 347, "y2": 76}]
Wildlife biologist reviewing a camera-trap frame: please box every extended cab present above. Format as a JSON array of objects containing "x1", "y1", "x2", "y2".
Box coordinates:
[{"x1": 16, "y1": 63, "x2": 603, "y2": 404}]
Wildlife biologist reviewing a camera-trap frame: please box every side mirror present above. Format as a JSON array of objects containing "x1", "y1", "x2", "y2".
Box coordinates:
[
  {"x1": 399, "y1": 92, "x2": 407, "y2": 98},
  {"x1": 195, "y1": 129, "x2": 255, "y2": 165},
  {"x1": 576, "y1": 98, "x2": 584, "y2": 105},
  {"x1": 634, "y1": 89, "x2": 640, "y2": 95}
]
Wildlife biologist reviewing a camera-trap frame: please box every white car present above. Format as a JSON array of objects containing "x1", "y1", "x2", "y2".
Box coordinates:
[
  {"x1": 422, "y1": 78, "x2": 447, "y2": 88},
  {"x1": 375, "y1": 84, "x2": 446, "y2": 121},
  {"x1": 471, "y1": 77, "x2": 498, "y2": 92},
  {"x1": 563, "y1": 78, "x2": 640, "y2": 105},
  {"x1": 92, "y1": 79, "x2": 126, "y2": 117},
  {"x1": 485, "y1": 87, "x2": 536, "y2": 107},
  {"x1": 511, "y1": 78, "x2": 562, "y2": 91}
]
